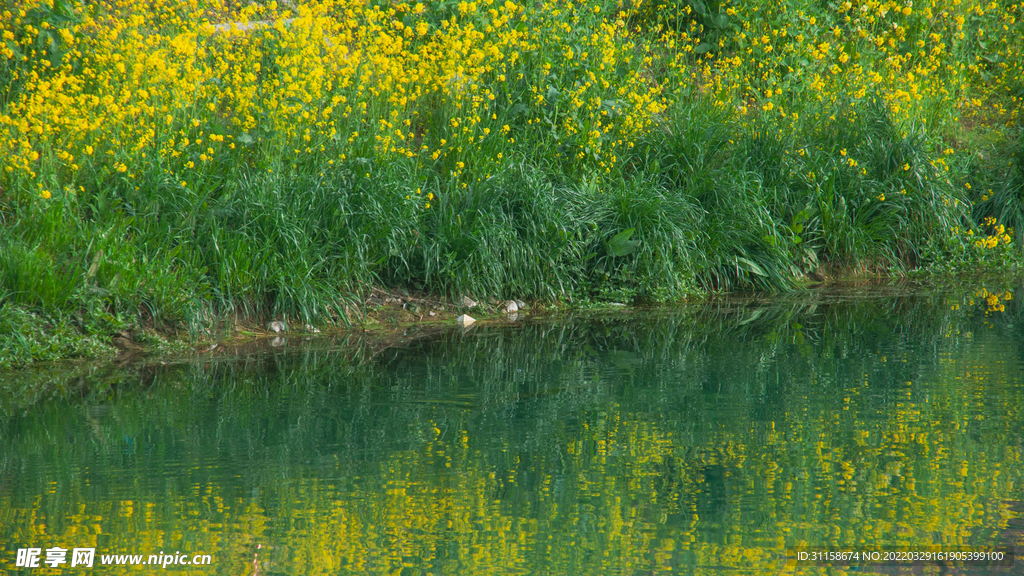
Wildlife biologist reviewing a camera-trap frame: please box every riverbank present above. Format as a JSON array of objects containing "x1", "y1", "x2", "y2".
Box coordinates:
[
  {"x1": 0, "y1": 283, "x2": 613, "y2": 369},
  {"x1": 1, "y1": 270, "x2": 1019, "y2": 375},
  {"x1": 2, "y1": 272, "x2": 1021, "y2": 421},
  {"x1": 1, "y1": 0, "x2": 1022, "y2": 368}
]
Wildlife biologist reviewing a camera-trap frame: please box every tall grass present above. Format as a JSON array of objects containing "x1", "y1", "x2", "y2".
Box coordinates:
[{"x1": 1, "y1": 0, "x2": 1022, "y2": 366}]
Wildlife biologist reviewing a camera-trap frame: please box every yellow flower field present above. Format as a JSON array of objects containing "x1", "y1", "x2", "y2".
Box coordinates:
[{"x1": 0, "y1": 0, "x2": 1022, "y2": 365}]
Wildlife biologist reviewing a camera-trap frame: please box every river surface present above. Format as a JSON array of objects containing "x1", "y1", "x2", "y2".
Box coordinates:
[{"x1": 2, "y1": 282, "x2": 1023, "y2": 575}]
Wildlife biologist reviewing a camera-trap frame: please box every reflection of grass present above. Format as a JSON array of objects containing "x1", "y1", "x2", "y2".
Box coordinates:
[
  {"x1": 4, "y1": 278, "x2": 1023, "y2": 407},
  {"x1": 1, "y1": 289, "x2": 1022, "y2": 574}
]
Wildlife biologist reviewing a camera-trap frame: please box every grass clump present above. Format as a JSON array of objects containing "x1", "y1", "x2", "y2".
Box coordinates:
[
  {"x1": 0, "y1": 301, "x2": 115, "y2": 369},
  {"x1": 1, "y1": 0, "x2": 1023, "y2": 366}
]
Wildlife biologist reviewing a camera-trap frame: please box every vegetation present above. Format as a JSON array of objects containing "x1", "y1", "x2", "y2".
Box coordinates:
[{"x1": 1, "y1": 0, "x2": 1023, "y2": 366}]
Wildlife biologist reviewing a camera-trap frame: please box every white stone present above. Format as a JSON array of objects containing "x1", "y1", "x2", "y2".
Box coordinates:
[
  {"x1": 456, "y1": 314, "x2": 476, "y2": 326},
  {"x1": 462, "y1": 295, "x2": 478, "y2": 308},
  {"x1": 505, "y1": 300, "x2": 519, "y2": 313}
]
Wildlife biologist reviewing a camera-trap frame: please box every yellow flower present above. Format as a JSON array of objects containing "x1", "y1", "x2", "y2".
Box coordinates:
[{"x1": 40, "y1": 190, "x2": 51, "y2": 199}]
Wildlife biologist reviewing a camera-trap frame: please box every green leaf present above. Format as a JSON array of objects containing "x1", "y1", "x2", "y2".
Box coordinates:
[
  {"x1": 86, "y1": 249, "x2": 103, "y2": 280},
  {"x1": 606, "y1": 228, "x2": 640, "y2": 257},
  {"x1": 736, "y1": 256, "x2": 767, "y2": 276},
  {"x1": 601, "y1": 99, "x2": 622, "y2": 117}
]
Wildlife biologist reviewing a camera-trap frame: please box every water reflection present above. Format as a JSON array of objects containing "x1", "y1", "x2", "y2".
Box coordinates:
[{"x1": 2, "y1": 282, "x2": 1023, "y2": 574}]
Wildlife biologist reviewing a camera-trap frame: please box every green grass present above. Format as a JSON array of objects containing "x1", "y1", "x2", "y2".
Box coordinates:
[
  {"x1": 2, "y1": 101, "x2": 1020, "y2": 369},
  {"x1": 1, "y1": 0, "x2": 1023, "y2": 368}
]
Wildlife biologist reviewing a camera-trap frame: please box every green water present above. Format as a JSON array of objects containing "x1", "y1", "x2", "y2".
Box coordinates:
[{"x1": 2, "y1": 283, "x2": 1023, "y2": 575}]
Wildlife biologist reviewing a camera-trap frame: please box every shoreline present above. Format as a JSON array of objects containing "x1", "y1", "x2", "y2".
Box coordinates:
[{"x1": 2, "y1": 268, "x2": 1018, "y2": 374}]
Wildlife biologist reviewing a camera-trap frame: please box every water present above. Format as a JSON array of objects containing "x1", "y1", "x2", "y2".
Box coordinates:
[{"x1": 2, "y1": 283, "x2": 1023, "y2": 575}]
